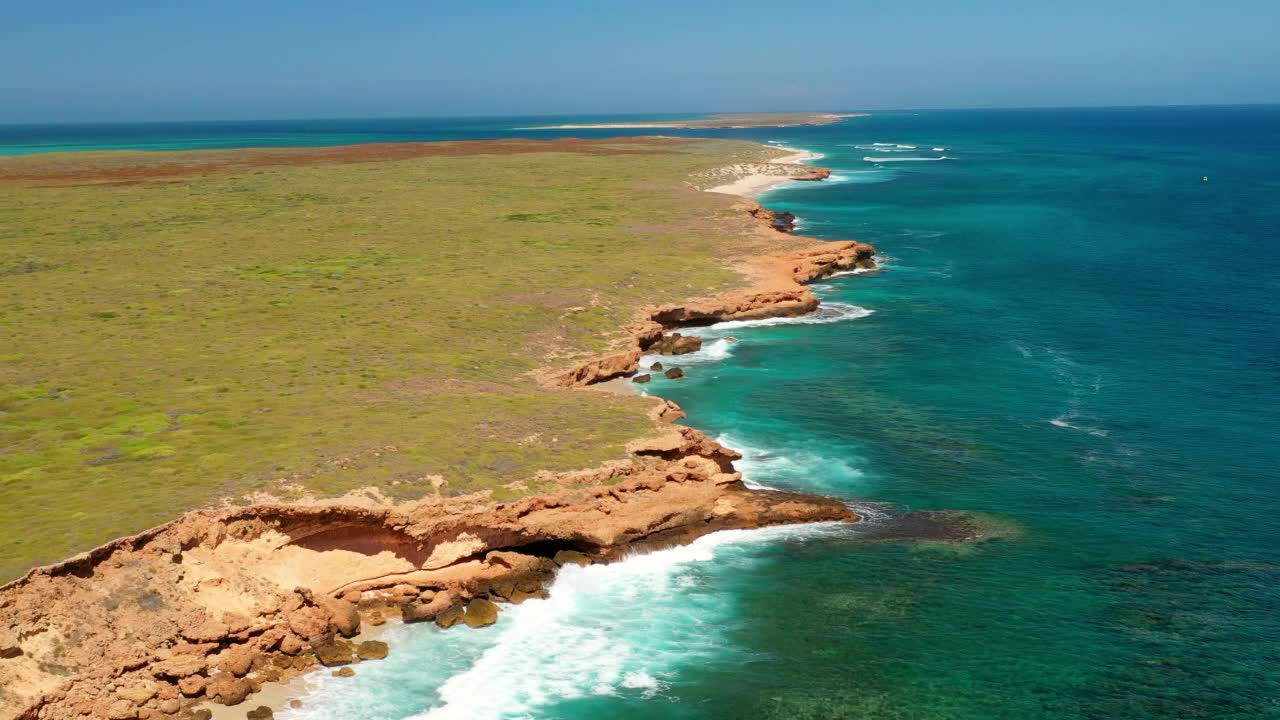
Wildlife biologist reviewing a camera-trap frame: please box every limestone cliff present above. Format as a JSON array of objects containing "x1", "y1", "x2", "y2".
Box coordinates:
[{"x1": 0, "y1": 427, "x2": 852, "y2": 720}]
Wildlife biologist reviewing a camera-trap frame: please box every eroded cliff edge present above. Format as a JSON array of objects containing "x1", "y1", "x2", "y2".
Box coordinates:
[
  {"x1": 0, "y1": 180, "x2": 876, "y2": 720},
  {"x1": 0, "y1": 424, "x2": 853, "y2": 720},
  {"x1": 550, "y1": 202, "x2": 877, "y2": 388}
]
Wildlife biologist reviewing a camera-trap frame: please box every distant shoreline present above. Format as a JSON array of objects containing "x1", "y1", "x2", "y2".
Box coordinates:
[{"x1": 517, "y1": 112, "x2": 867, "y2": 131}]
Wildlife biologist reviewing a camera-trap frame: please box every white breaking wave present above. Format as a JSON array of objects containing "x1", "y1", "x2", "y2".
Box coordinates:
[
  {"x1": 701, "y1": 337, "x2": 733, "y2": 359},
  {"x1": 712, "y1": 301, "x2": 873, "y2": 330},
  {"x1": 849, "y1": 145, "x2": 922, "y2": 153},
  {"x1": 637, "y1": 338, "x2": 736, "y2": 376},
  {"x1": 826, "y1": 170, "x2": 895, "y2": 184},
  {"x1": 829, "y1": 267, "x2": 879, "y2": 277},
  {"x1": 1049, "y1": 416, "x2": 1109, "y2": 437},
  {"x1": 405, "y1": 524, "x2": 847, "y2": 720},
  {"x1": 716, "y1": 433, "x2": 866, "y2": 492},
  {"x1": 828, "y1": 251, "x2": 892, "y2": 276},
  {"x1": 633, "y1": 303, "x2": 874, "y2": 382},
  {"x1": 863, "y1": 156, "x2": 950, "y2": 163},
  {"x1": 1037, "y1": 347, "x2": 1111, "y2": 439}
]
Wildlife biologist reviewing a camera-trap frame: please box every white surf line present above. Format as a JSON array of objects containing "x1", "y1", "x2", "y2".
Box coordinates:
[
  {"x1": 704, "y1": 142, "x2": 824, "y2": 197},
  {"x1": 410, "y1": 523, "x2": 850, "y2": 720}
]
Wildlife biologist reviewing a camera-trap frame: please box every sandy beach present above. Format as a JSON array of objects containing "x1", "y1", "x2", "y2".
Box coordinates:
[{"x1": 705, "y1": 147, "x2": 825, "y2": 197}]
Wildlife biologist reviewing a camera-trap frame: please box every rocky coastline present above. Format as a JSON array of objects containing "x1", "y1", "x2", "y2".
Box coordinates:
[
  {"x1": 0, "y1": 157, "x2": 875, "y2": 720},
  {"x1": 0, "y1": 425, "x2": 852, "y2": 720}
]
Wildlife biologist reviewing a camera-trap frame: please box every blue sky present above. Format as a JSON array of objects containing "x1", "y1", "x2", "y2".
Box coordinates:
[{"x1": 2, "y1": 0, "x2": 1278, "y2": 123}]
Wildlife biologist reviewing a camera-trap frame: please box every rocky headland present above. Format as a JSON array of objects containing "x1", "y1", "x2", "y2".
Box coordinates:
[
  {"x1": 0, "y1": 423, "x2": 852, "y2": 720},
  {"x1": 0, "y1": 149, "x2": 875, "y2": 720}
]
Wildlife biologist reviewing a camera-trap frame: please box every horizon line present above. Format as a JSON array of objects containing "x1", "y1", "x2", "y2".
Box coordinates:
[{"x1": 2, "y1": 102, "x2": 1279, "y2": 129}]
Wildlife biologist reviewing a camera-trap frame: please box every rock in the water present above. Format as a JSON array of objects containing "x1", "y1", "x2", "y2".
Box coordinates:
[
  {"x1": 401, "y1": 591, "x2": 454, "y2": 624},
  {"x1": 332, "y1": 666, "x2": 356, "y2": 678},
  {"x1": 749, "y1": 207, "x2": 798, "y2": 232},
  {"x1": 356, "y1": 640, "x2": 389, "y2": 661},
  {"x1": 507, "y1": 588, "x2": 545, "y2": 604},
  {"x1": 289, "y1": 699, "x2": 303, "y2": 709},
  {"x1": 434, "y1": 604, "x2": 465, "y2": 629},
  {"x1": 631, "y1": 373, "x2": 651, "y2": 384},
  {"x1": 192, "y1": 710, "x2": 213, "y2": 720},
  {"x1": 516, "y1": 575, "x2": 544, "y2": 593},
  {"x1": 311, "y1": 637, "x2": 355, "y2": 667},
  {"x1": 399, "y1": 602, "x2": 433, "y2": 624},
  {"x1": 0, "y1": 645, "x2": 22, "y2": 659},
  {"x1": 649, "y1": 361, "x2": 664, "y2": 371},
  {"x1": 246, "y1": 707, "x2": 274, "y2": 720},
  {"x1": 553, "y1": 549, "x2": 593, "y2": 567},
  {"x1": 463, "y1": 598, "x2": 500, "y2": 628},
  {"x1": 368, "y1": 610, "x2": 386, "y2": 626},
  {"x1": 487, "y1": 578, "x2": 516, "y2": 600},
  {"x1": 664, "y1": 367, "x2": 685, "y2": 380},
  {"x1": 651, "y1": 332, "x2": 702, "y2": 355}
]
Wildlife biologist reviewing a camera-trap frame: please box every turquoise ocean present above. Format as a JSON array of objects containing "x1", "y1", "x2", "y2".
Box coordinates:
[{"x1": 6, "y1": 107, "x2": 1278, "y2": 718}]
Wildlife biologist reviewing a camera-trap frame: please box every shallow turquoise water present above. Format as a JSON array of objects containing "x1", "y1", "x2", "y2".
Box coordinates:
[
  {"x1": 293, "y1": 107, "x2": 1277, "y2": 719},
  {"x1": 631, "y1": 107, "x2": 1280, "y2": 719},
  {"x1": 11, "y1": 108, "x2": 1277, "y2": 718}
]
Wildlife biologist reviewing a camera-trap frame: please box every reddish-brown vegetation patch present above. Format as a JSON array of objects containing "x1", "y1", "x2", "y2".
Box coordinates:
[{"x1": 0, "y1": 136, "x2": 692, "y2": 187}]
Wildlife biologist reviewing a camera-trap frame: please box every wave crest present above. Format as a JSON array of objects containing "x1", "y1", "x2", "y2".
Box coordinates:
[
  {"x1": 863, "y1": 156, "x2": 950, "y2": 163},
  {"x1": 713, "y1": 302, "x2": 873, "y2": 330}
]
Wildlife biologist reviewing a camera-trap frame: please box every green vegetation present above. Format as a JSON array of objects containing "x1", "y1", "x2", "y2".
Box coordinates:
[{"x1": 0, "y1": 138, "x2": 776, "y2": 581}]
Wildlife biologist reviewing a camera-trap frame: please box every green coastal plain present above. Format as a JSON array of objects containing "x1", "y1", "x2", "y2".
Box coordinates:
[{"x1": 0, "y1": 138, "x2": 785, "y2": 581}]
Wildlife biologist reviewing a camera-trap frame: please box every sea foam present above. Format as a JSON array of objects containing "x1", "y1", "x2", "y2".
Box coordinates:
[
  {"x1": 1049, "y1": 416, "x2": 1109, "y2": 437},
  {"x1": 716, "y1": 432, "x2": 866, "y2": 492},
  {"x1": 398, "y1": 524, "x2": 846, "y2": 720},
  {"x1": 863, "y1": 156, "x2": 950, "y2": 163},
  {"x1": 826, "y1": 170, "x2": 895, "y2": 184},
  {"x1": 712, "y1": 302, "x2": 873, "y2": 330}
]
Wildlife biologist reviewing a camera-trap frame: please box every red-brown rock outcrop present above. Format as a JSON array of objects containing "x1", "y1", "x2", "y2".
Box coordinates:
[
  {"x1": 789, "y1": 167, "x2": 831, "y2": 181},
  {"x1": 553, "y1": 216, "x2": 876, "y2": 387},
  {"x1": 0, "y1": 428, "x2": 852, "y2": 719},
  {"x1": 649, "y1": 333, "x2": 703, "y2": 355}
]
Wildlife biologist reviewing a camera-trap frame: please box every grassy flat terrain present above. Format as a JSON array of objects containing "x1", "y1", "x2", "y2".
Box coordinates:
[{"x1": 0, "y1": 137, "x2": 785, "y2": 581}]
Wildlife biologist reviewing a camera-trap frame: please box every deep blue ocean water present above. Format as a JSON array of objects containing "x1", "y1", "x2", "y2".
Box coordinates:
[{"x1": 8, "y1": 107, "x2": 1277, "y2": 718}]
